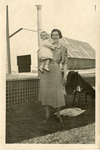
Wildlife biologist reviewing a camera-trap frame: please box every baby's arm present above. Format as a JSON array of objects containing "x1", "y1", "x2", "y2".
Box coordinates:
[{"x1": 43, "y1": 40, "x2": 56, "y2": 50}]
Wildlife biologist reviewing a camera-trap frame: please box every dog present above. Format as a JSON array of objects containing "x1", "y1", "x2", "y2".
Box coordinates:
[{"x1": 65, "y1": 71, "x2": 95, "y2": 107}]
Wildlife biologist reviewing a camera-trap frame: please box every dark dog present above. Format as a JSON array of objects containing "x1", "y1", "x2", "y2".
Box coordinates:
[{"x1": 65, "y1": 71, "x2": 95, "y2": 106}]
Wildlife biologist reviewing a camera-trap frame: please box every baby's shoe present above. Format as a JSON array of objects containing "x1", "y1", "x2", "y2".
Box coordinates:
[
  {"x1": 44, "y1": 66, "x2": 50, "y2": 72},
  {"x1": 39, "y1": 67, "x2": 44, "y2": 73}
]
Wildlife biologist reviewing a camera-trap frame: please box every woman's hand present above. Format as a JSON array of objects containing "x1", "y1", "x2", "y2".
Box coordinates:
[{"x1": 59, "y1": 63, "x2": 64, "y2": 72}]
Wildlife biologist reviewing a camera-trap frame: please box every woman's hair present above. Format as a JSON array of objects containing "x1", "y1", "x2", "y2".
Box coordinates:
[{"x1": 51, "y1": 29, "x2": 63, "y2": 39}]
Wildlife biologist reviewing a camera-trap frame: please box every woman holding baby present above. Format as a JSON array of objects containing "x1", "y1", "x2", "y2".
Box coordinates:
[{"x1": 39, "y1": 29, "x2": 68, "y2": 123}]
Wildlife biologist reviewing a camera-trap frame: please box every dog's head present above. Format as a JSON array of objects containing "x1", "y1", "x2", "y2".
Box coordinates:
[{"x1": 65, "y1": 71, "x2": 79, "y2": 94}]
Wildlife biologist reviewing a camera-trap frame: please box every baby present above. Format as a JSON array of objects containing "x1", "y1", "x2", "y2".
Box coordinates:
[{"x1": 39, "y1": 31, "x2": 55, "y2": 72}]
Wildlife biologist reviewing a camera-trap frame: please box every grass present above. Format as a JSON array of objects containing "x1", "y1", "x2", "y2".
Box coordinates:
[{"x1": 6, "y1": 95, "x2": 95, "y2": 144}]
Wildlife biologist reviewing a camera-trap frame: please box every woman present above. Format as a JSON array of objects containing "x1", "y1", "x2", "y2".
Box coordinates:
[{"x1": 39, "y1": 29, "x2": 68, "y2": 122}]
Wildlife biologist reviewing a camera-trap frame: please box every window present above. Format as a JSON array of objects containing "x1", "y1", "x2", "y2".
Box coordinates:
[{"x1": 17, "y1": 55, "x2": 31, "y2": 73}]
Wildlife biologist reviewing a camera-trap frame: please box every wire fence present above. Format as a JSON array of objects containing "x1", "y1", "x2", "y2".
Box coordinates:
[{"x1": 6, "y1": 78, "x2": 40, "y2": 108}]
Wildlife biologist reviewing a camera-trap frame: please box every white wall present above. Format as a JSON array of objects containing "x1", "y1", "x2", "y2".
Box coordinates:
[
  {"x1": 10, "y1": 30, "x2": 38, "y2": 73},
  {"x1": 4, "y1": 3, "x2": 39, "y2": 74}
]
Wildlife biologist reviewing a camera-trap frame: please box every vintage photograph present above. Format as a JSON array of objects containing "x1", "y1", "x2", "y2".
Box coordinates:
[{"x1": 4, "y1": 0, "x2": 97, "y2": 144}]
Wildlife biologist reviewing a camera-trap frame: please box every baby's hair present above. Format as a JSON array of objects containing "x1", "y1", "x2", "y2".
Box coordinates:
[
  {"x1": 40, "y1": 31, "x2": 48, "y2": 36},
  {"x1": 40, "y1": 31, "x2": 49, "y2": 39}
]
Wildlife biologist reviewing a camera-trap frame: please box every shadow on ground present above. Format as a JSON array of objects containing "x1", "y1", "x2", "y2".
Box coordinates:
[{"x1": 6, "y1": 97, "x2": 95, "y2": 143}]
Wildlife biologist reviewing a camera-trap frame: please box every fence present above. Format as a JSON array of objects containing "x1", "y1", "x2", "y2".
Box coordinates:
[{"x1": 6, "y1": 74, "x2": 40, "y2": 108}]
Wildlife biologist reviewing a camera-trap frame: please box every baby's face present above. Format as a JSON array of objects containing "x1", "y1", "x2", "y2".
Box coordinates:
[{"x1": 40, "y1": 32, "x2": 48, "y2": 40}]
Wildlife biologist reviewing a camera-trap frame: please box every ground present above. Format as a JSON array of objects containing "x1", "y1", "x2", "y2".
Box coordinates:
[{"x1": 6, "y1": 96, "x2": 95, "y2": 144}]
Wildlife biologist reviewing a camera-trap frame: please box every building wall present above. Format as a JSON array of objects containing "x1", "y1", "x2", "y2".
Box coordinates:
[
  {"x1": 7, "y1": 30, "x2": 38, "y2": 74},
  {"x1": 68, "y1": 58, "x2": 95, "y2": 70}
]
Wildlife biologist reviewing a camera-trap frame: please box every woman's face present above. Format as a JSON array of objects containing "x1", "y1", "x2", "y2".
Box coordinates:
[{"x1": 51, "y1": 31, "x2": 60, "y2": 41}]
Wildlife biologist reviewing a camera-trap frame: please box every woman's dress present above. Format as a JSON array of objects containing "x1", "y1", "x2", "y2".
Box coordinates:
[{"x1": 39, "y1": 44, "x2": 67, "y2": 108}]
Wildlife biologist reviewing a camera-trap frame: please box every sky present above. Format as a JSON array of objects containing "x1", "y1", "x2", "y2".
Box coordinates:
[
  {"x1": 0, "y1": 0, "x2": 100, "y2": 51},
  {"x1": 41, "y1": 0, "x2": 100, "y2": 50}
]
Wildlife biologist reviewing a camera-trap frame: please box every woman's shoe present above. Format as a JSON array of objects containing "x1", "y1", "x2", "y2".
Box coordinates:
[
  {"x1": 55, "y1": 110, "x2": 64, "y2": 128},
  {"x1": 42, "y1": 119, "x2": 48, "y2": 124}
]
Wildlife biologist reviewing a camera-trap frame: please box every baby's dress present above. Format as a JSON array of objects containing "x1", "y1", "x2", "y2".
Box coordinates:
[{"x1": 39, "y1": 39, "x2": 53, "y2": 60}]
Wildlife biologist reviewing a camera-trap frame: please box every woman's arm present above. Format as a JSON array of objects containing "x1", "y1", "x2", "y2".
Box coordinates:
[
  {"x1": 62, "y1": 47, "x2": 68, "y2": 82},
  {"x1": 45, "y1": 45, "x2": 56, "y2": 50},
  {"x1": 59, "y1": 46, "x2": 68, "y2": 78},
  {"x1": 61, "y1": 46, "x2": 68, "y2": 64}
]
